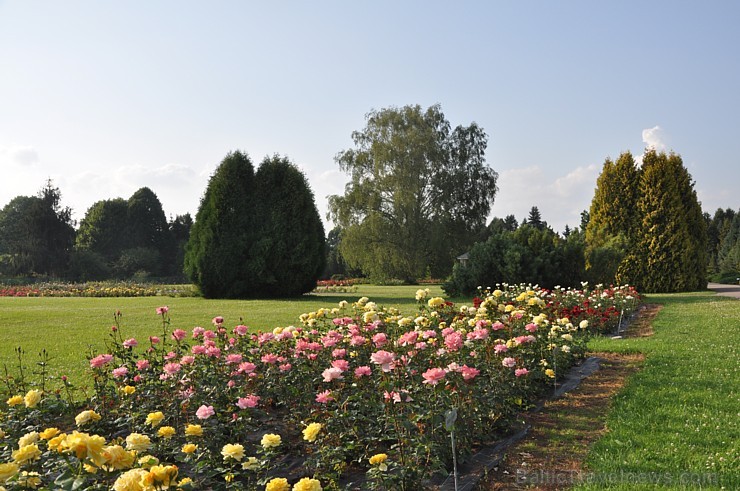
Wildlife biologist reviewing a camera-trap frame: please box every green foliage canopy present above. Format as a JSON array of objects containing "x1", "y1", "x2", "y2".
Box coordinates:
[{"x1": 328, "y1": 104, "x2": 498, "y2": 282}]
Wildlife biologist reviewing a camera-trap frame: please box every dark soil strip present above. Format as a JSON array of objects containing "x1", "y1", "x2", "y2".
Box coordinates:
[{"x1": 475, "y1": 352, "x2": 645, "y2": 490}]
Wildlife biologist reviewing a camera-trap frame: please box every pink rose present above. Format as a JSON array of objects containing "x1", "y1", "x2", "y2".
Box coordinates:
[
  {"x1": 172, "y1": 329, "x2": 187, "y2": 341},
  {"x1": 195, "y1": 405, "x2": 215, "y2": 419},
  {"x1": 331, "y1": 359, "x2": 350, "y2": 372},
  {"x1": 212, "y1": 316, "x2": 224, "y2": 325},
  {"x1": 136, "y1": 359, "x2": 150, "y2": 370},
  {"x1": 112, "y1": 366, "x2": 128, "y2": 378},
  {"x1": 515, "y1": 368, "x2": 529, "y2": 377},
  {"x1": 315, "y1": 390, "x2": 334, "y2": 404},
  {"x1": 354, "y1": 366, "x2": 372, "y2": 377},
  {"x1": 322, "y1": 367, "x2": 344, "y2": 382},
  {"x1": 372, "y1": 332, "x2": 388, "y2": 347},
  {"x1": 234, "y1": 325, "x2": 249, "y2": 336},
  {"x1": 461, "y1": 365, "x2": 480, "y2": 381},
  {"x1": 422, "y1": 367, "x2": 447, "y2": 386},
  {"x1": 156, "y1": 306, "x2": 169, "y2": 315},
  {"x1": 502, "y1": 357, "x2": 517, "y2": 368},
  {"x1": 90, "y1": 354, "x2": 113, "y2": 368},
  {"x1": 225, "y1": 354, "x2": 243, "y2": 365},
  {"x1": 236, "y1": 394, "x2": 260, "y2": 409},
  {"x1": 444, "y1": 332, "x2": 463, "y2": 351},
  {"x1": 370, "y1": 350, "x2": 396, "y2": 372}
]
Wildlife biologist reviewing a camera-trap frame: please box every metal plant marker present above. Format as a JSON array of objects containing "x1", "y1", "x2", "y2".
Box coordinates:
[{"x1": 445, "y1": 408, "x2": 459, "y2": 491}]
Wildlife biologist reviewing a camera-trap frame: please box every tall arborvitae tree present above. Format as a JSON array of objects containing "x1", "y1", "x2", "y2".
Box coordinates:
[
  {"x1": 618, "y1": 150, "x2": 706, "y2": 292},
  {"x1": 585, "y1": 151, "x2": 640, "y2": 283},
  {"x1": 185, "y1": 151, "x2": 257, "y2": 298},
  {"x1": 250, "y1": 155, "x2": 325, "y2": 296}
]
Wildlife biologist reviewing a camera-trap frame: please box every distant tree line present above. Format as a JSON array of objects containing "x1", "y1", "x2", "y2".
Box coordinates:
[
  {"x1": 2, "y1": 103, "x2": 734, "y2": 297},
  {"x1": 705, "y1": 208, "x2": 740, "y2": 283},
  {"x1": 0, "y1": 180, "x2": 192, "y2": 282}
]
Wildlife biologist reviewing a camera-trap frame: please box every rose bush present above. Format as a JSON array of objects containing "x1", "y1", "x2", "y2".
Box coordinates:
[{"x1": 0, "y1": 284, "x2": 639, "y2": 489}]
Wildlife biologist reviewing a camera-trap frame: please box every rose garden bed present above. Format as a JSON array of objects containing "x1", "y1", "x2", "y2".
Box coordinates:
[{"x1": 0, "y1": 284, "x2": 639, "y2": 490}]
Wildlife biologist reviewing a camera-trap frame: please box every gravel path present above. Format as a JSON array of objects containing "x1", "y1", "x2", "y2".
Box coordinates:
[{"x1": 707, "y1": 282, "x2": 740, "y2": 299}]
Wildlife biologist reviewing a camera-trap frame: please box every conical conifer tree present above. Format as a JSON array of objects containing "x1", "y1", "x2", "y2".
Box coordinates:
[
  {"x1": 185, "y1": 151, "x2": 257, "y2": 298},
  {"x1": 585, "y1": 151, "x2": 640, "y2": 283},
  {"x1": 618, "y1": 150, "x2": 706, "y2": 292}
]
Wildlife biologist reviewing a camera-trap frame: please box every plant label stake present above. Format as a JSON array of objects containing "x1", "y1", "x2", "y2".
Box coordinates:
[{"x1": 445, "y1": 408, "x2": 459, "y2": 491}]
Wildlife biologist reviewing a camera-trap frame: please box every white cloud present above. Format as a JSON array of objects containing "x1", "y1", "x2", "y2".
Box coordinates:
[
  {"x1": 490, "y1": 164, "x2": 599, "y2": 233},
  {"x1": 0, "y1": 145, "x2": 40, "y2": 167},
  {"x1": 642, "y1": 125, "x2": 667, "y2": 152}
]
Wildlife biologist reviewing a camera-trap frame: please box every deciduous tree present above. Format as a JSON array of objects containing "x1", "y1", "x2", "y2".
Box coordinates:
[{"x1": 328, "y1": 104, "x2": 498, "y2": 281}]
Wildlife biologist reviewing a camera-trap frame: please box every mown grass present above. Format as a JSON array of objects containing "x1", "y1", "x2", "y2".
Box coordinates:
[
  {"x1": 574, "y1": 292, "x2": 739, "y2": 490},
  {"x1": 0, "y1": 284, "x2": 448, "y2": 393}
]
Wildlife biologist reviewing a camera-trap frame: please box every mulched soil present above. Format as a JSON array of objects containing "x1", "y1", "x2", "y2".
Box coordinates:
[{"x1": 476, "y1": 304, "x2": 661, "y2": 490}]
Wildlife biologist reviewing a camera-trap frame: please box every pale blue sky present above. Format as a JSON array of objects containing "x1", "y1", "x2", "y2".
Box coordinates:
[{"x1": 1, "y1": 1, "x2": 738, "y2": 233}]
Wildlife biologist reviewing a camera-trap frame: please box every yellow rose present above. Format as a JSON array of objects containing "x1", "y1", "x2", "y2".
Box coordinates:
[
  {"x1": 142, "y1": 465, "x2": 178, "y2": 488},
  {"x1": 18, "y1": 431, "x2": 39, "y2": 448},
  {"x1": 181, "y1": 443, "x2": 197, "y2": 454},
  {"x1": 369, "y1": 452, "x2": 388, "y2": 472},
  {"x1": 184, "y1": 424, "x2": 203, "y2": 437},
  {"x1": 242, "y1": 456, "x2": 259, "y2": 470},
  {"x1": 17, "y1": 471, "x2": 41, "y2": 488},
  {"x1": 112, "y1": 468, "x2": 147, "y2": 491},
  {"x1": 121, "y1": 385, "x2": 136, "y2": 395},
  {"x1": 292, "y1": 477, "x2": 322, "y2": 491},
  {"x1": 12, "y1": 444, "x2": 41, "y2": 464},
  {"x1": 145, "y1": 411, "x2": 165, "y2": 427},
  {"x1": 62, "y1": 432, "x2": 107, "y2": 467},
  {"x1": 125, "y1": 433, "x2": 151, "y2": 452},
  {"x1": 83, "y1": 463, "x2": 98, "y2": 474},
  {"x1": 545, "y1": 369, "x2": 556, "y2": 379},
  {"x1": 260, "y1": 433, "x2": 281, "y2": 449},
  {"x1": 178, "y1": 477, "x2": 193, "y2": 487},
  {"x1": 265, "y1": 477, "x2": 290, "y2": 491},
  {"x1": 75, "y1": 409, "x2": 101, "y2": 427},
  {"x1": 23, "y1": 390, "x2": 42, "y2": 408},
  {"x1": 369, "y1": 453, "x2": 387, "y2": 465},
  {"x1": 302, "y1": 423, "x2": 322, "y2": 443},
  {"x1": 6, "y1": 395, "x2": 23, "y2": 407},
  {"x1": 39, "y1": 427, "x2": 60, "y2": 440},
  {"x1": 221, "y1": 443, "x2": 245, "y2": 461},
  {"x1": 157, "y1": 426, "x2": 176, "y2": 439},
  {"x1": 47, "y1": 434, "x2": 67, "y2": 452},
  {"x1": 0, "y1": 462, "x2": 20, "y2": 482},
  {"x1": 428, "y1": 297, "x2": 445, "y2": 308},
  {"x1": 102, "y1": 445, "x2": 136, "y2": 470}
]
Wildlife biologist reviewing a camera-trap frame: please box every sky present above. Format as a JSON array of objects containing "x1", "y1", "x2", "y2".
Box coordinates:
[{"x1": 1, "y1": 1, "x2": 739, "y2": 234}]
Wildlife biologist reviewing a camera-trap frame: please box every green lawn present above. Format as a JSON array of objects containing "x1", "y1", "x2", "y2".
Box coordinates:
[
  {"x1": 576, "y1": 292, "x2": 739, "y2": 490},
  {"x1": 0, "y1": 285, "x2": 447, "y2": 392}
]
